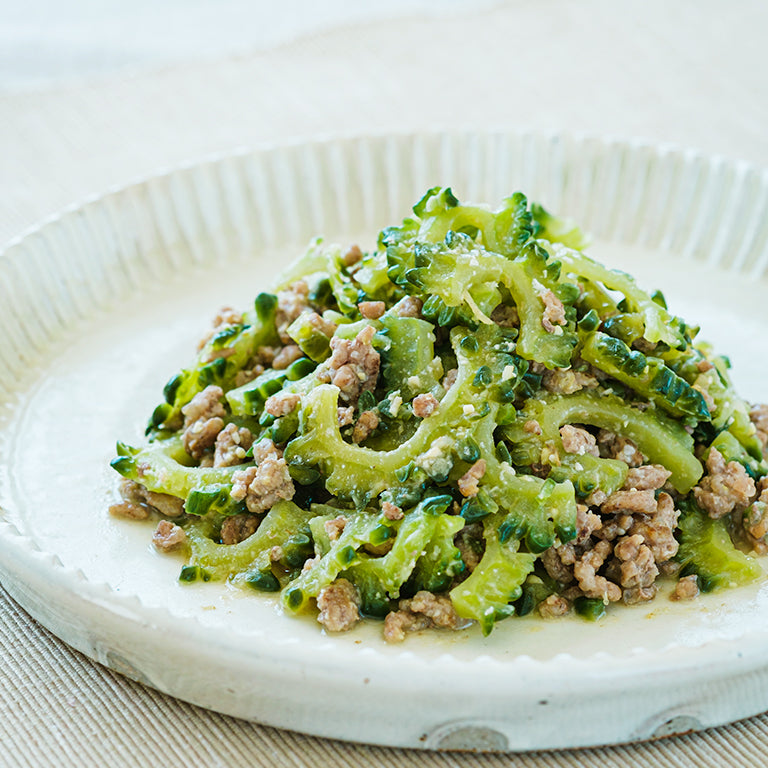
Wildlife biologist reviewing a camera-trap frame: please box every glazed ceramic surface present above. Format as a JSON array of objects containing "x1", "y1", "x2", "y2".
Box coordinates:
[{"x1": 1, "y1": 133, "x2": 767, "y2": 751}]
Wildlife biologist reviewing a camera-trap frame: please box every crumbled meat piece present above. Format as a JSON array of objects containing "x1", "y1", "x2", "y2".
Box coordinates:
[
  {"x1": 308, "y1": 311, "x2": 338, "y2": 337},
  {"x1": 622, "y1": 585, "x2": 657, "y2": 605},
  {"x1": 695, "y1": 359, "x2": 714, "y2": 372},
  {"x1": 543, "y1": 369, "x2": 599, "y2": 395},
  {"x1": 540, "y1": 545, "x2": 575, "y2": 584},
  {"x1": 584, "y1": 489, "x2": 608, "y2": 508},
  {"x1": 384, "y1": 591, "x2": 467, "y2": 642},
  {"x1": 441, "y1": 368, "x2": 458, "y2": 391},
  {"x1": 744, "y1": 485, "x2": 768, "y2": 548},
  {"x1": 323, "y1": 515, "x2": 347, "y2": 542},
  {"x1": 598, "y1": 430, "x2": 643, "y2": 467},
  {"x1": 108, "y1": 501, "x2": 150, "y2": 520},
  {"x1": 337, "y1": 406, "x2": 355, "y2": 427},
  {"x1": 152, "y1": 520, "x2": 187, "y2": 552},
  {"x1": 670, "y1": 575, "x2": 700, "y2": 601},
  {"x1": 256, "y1": 345, "x2": 278, "y2": 366},
  {"x1": 412, "y1": 393, "x2": 439, "y2": 419},
  {"x1": 614, "y1": 534, "x2": 659, "y2": 589},
  {"x1": 454, "y1": 522, "x2": 484, "y2": 573},
  {"x1": 575, "y1": 504, "x2": 602, "y2": 545},
  {"x1": 220, "y1": 513, "x2": 260, "y2": 545},
  {"x1": 181, "y1": 385, "x2": 226, "y2": 460},
  {"x1": 601, "y1": 489, "x2": 658, "y2": 516},
  {"x1": 317, "y1": 578, "x2": 361, "y2": 632},
  {"x1": 230, "y1": 440, "x2": 295, "y2": 514},
  {"x1": 693, "y1": 447, "x2": 756, "y2": 519},
  {"x1": 538, "y1": 594, "x2": 571, "y2": 618},
  {"x1": 275, "y1": 280, "x2": 310, "y2": 342},
  {"x1": 559, "y1": 425, "x2": 600, "y2": 457},
  {"x1": 269, "y1": 545, "x2": 284, "y2": 562},
  {"x1": 381, "y1": 501, "x2": 404, "y2": 521},
  {"x1": 358, "y1": 301, "x2": 385, "y2": 320},
  {"x1": 750, "y1": 403, "x2": 768, "y2": 449},
  {"x1": 352, "y1": 409, "x2": 380, "y2": 443},
  {"x1": 233, "y1": 365, "x2": 264, "y2": 387},
  {"x1": 457, "y1": 459, "x2": 487, "y2": 497},
  {"x1": 327, "y1": 325, "x2": 380, "y2": 405},
  {"x1": 116, "y1": 478, "x2": 185, "y2": 518},
  {"x1": 342, "y1": 244, "x2": 363, "y2": 267},
  {"x1": 197, "y1": 306, "x2": 242, "y2": 350},
  {"x1": 573, "y1": 540, "x2": 621, "y2": 602},
  {"x1": 213, "y1": 424, "x2": 254, "y2": 468},
  {"x1": 264, "y1": 391, "x2": 301, "y2": 417},
  {"x1": 539, "y1": 289, "x2": 567, "y2": 333},
  {"x1": 199, "y1": 455, "x2": 214, "y2": 468},
  {"x1": 658, "y1": 559, "x2": 681, "y2": 577},
  {"x1": 596, "y1": 513, "x2": 633, "y2": 542},
  {"x1": 272, "y1": 344, "x2": 304, "y2": 370},
  {"x1": 523, "y1": 419, "x2": 542, "y2": 435},
  {"x1": 383, "y1": 610, "x2": 432, "y2": 643},
  {"x1": 395, "y1": 296, "x2": 423, "y2": 318},
  {"x1": 693, "y1": 377, "x2": 716, "y2": 415},
  {"x1": 630, "y1": 492, "x2": 680, "y2": 562},
  {"x1": 623, "y1": 464, "x2": 671, "y2": 491},
  {"x1": 490, "y1": 303, "x2": 519, "y2": 328}
]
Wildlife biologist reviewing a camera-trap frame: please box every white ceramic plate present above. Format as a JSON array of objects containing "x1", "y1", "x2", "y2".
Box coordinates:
[{"x1": 1, "y1": 133, "x2": 768, "y2": 752}]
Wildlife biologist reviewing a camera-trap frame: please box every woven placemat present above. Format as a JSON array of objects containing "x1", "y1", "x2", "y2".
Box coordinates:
[{"x1": 2, "y1": 3, "x2": 767, "y2": 764}]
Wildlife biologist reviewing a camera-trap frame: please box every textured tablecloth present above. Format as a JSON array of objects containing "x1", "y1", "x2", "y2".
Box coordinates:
[{"x1": 2, "y1": 2, "x2": 768, "y2": 765}]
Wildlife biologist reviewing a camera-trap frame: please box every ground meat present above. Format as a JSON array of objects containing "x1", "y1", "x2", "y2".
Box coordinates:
[
  {"x1": 395, "y1": 296, "x2": 423, "y2": 318},
  {"x1": 539, "y1": 288, "x2": 567, "y2": 333},
  {"x1": 352, "y1": 409, "x2": 379, "y2": 443},
  {"x1": 114, "y1": 478, "x2": 185, "y2": 518},
  {"x1": 381, "y1": 501, "x2": 404, "y2": 521},
  {"x1": 744, "y1": 484, "x2": 768, "y2": 549},
  {"x1": 538, "y1": 594, "x2": 571, "y2": 618},
  {"x1": 693, "y1": 447, "x2": 756, "y2": 519},
  {"x1": 412, "y1": 393, "x2": 439, "y2": 419},
  {"x1": 457, "y1": 459, "x2": 486, "y2": 497},
  {"x1": 670, "y1": 574, "x2": 700, "y2": 601},
  {"x1": 523, "y1": 419, "x2": 542, "y2": 435},
  {"x1": 272, "y1": 344, "x2": 304, "y2": 370},
  {"x1": 264, "y1": 391, "x2": 301, "y2": 417},
  {"x1": 623, "y1": 464, "x2": 671, "y2": 491},
  {"x1": 598, "y1": 429, "x2": 643, "y2": 467},
  {"x1": 629, "y1": 492, "x2": 680, "y2": 562},
  {"x1": 152, "y1": 520, "x2": 187, "y2": 552},
  {"x1": 622, "y1": 585, "x2": 657, "y2": 605},
  {"x1": 573, "y1": 540, "x2": 621, "y2": 602},
  {"x1": 197, "y1": 306, "x2": 242, "y2": 350},
  {"x1": 542, "y1": 369, "x2": 599, "y2": 395},
  {"x1": 233, "y1": 365, "x2": 265, "y2": 388},
  {"x1": 575, "y1": 504, "x2": 602, "y2": 545},
  {"x1": 181, "y1": 385, "x2": 226, "y2": 460},
  {"x1": 601, "y1": 489, "x2": 658, "y2": 516},
  {"x1": 342, "y1": 244, "x2": 363, "y2": 267},
  {"x1": 540, "y1": 545, "x2": 576, "y2": 584},
  {"x1": 230, "y1": 440, "x2": 295, "y2": 514},
  {"x1": 323, "y1": 515, "x2": 347, "y2": 542},
  {"x1": 337, "y1": 406, "x2": 355, "y2": 427},
  {"x1": 383, "y1": 610, "x2": 432, "y2": 643},
  {"x1": 275, "y1": 280, "x2": 310, "y2": 342},
  {"x1": 454, "y1": 522, "x2": 484, "y2": 573},
  {"x1": 614, "y1": 534, "x2": 658, "y2": 589},
  {"x1": 490, "y1": 304, "x2": 519, "y2": 328},
  {"x1": 559, "y1": 425, "x2": 599, "y2": 457},
  {"x1": 213, "y1": 424, "x2": 254, "y2": 468},
  {"x1": 220, "y1": 513, "x2": 260, "y2": 545},
  {"x1": 383, "y1": 591, "x2": 467, "y2": 642},
  {"x1": 597, "y1": 513, "x2": 634, "y2": 543},
  {"x1": 317, "y1": 578, "x2": 361, "y2": 632},
  {"x1": 750, "y1": 403, "x2": 768, "y2": 449},
  {"x1": 326, "y1": 325, "x2": 380, "y2": 406},
  {"x1": 358, "y1": 301, "x2": 385, "y2": 320},
  {"x1": 441, "y1": 368, "x2": 458, "y2": 391}
]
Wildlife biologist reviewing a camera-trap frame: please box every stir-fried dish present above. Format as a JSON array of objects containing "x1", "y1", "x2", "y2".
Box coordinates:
[{"x1": 110, "y1": 188, "x2": 768, "y2": 641}]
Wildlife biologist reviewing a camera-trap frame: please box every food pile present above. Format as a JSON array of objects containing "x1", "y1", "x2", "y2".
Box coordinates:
[{"x1": 110, "y1": 189, "x2": 768, "y2": 641}]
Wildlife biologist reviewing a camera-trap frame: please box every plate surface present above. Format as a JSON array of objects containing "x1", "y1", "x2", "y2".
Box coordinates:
[{"x1": 1, "y1": 133, "x2": 768, "y2": 751}]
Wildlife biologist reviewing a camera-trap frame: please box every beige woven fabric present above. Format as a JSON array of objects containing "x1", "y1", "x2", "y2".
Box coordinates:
[{"x1": 2, "y1": 2, "x2": 768, "y2": 765}]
